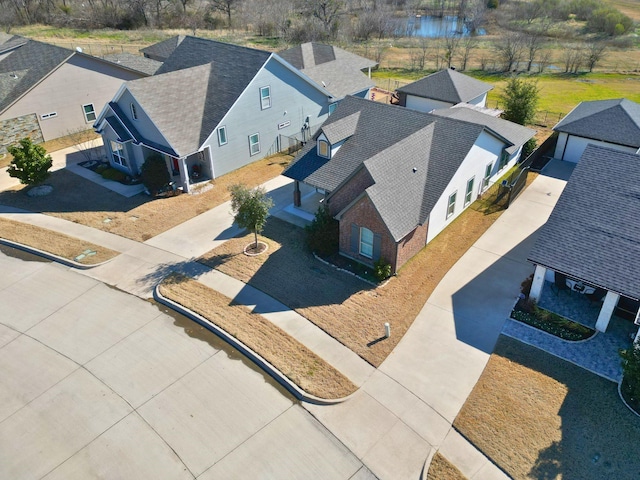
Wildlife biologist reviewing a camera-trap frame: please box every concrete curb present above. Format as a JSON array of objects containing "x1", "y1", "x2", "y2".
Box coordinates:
[
  {"x1": 618, "y1": 380, "x2": 640, "y2": 419},
  {"x1": 0, "y1": 238, "x2": 115, "y2": 270},
  {"x1": 154, "y1": 285, "x2": 358, "y2": 405}
]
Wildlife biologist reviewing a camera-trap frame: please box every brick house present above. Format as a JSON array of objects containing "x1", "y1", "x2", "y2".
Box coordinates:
[{"x1": 284, "y1": 96, "x2": 535, "y2": 273}]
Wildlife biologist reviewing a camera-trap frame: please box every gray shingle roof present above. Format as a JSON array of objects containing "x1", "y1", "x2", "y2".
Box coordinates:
[
  {"x1": 528, "y1": 144, "x2": 640, "y2": 300},
  {"x1": 553, "y1": 98, "x2": 640, "y2": 148},
  {"x1": 140, "y1": 35, "x2": 185, "y2": 61},
  {"x1": 102, "y1": 53, "x2": 161, "y2": 75},
  {"x1": 0, "y1": 37, "x2": 73, "y2": 113},
  {"x1": 284, "y1": 96, "x2": 485, "y2": 241},
  {"x1": 432, "y1": 106, "x2": 535, "y2": 154},
  {"x1": 397, "y1": 69, "x2": 493, "y2": 104},
  {"x1": 0, "y1": 34, "x2": 27, "y2": 54},
  {"x1": 279, "y1": 42, "x2": 376, "y2": 98},
  {"x1": 321, "y1": 111, "x2": 360, "y2": 144}
]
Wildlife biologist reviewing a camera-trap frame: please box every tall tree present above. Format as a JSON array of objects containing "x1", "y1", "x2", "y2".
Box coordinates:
[
  {"x1": 501, "y1": 77, "x2": 539, "y2": 126},
  {"x1": 301, "y1": 0, "x2": 343, "y2": 35},
  {"x1": 585, "y1": 42, "x2": 607, "y2": 73},
  {"x1": 495, "y1": 33, "x2": 524, "y2": 72},
  {"x1": 229, "y1": 184, "x2": 274, "y2": 250},
  {"x1": 211, "y1": 0, "x2": 241, "y2": 27}
]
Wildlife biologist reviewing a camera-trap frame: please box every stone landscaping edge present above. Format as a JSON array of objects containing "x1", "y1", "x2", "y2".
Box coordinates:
[
  {"x1": 153, "y1": 284, "x2": 358, "y2": 405},
  {"x1": 0, "y1": 237, "x2": 115, "y2": 269}
]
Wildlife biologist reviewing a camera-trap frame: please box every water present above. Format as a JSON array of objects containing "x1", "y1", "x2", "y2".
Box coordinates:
[{"x1": 401, "y1": 15, "x2": 485, "y2": 38}]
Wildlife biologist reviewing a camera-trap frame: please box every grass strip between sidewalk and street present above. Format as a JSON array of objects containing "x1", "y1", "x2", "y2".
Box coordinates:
[
  {"x1": 427, "y1": 453, "x2": 468, "y2": 480},
  {"x1": 0, "y1": 217, "x2": 119, "y2": 264},
  {"x1": 158, "y1": 273, "x2": 357, "y2": 400}
]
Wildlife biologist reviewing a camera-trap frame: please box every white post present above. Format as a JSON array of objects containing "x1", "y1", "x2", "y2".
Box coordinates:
[
  {"x1": 529, "y1": 265, "x2": 546, "y2": 302},
  {"x1": 368, "y1": 66, "x2": 372, "y2": 79},
  {"x1": 384, "y1": 323, "x2": 390, "y2": 338},
  {"x1": 180, "y1": 157, "x2": 189, "y2": 193},
  {"x1": 595, "y1": 291, "x2": 619, "y2": 332}
]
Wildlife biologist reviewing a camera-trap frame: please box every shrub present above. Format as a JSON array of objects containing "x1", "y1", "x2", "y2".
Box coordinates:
[
  {"x1": 374, "y1": 258, "x2": 392, "y2": 281},
  {"x1": 522, "y1": 138, "x2": 537, "y2": 160},
  {"x1": 7, "y1": 137, "x2": 53, "y2": 186},
  {"x1": 141, "y1": 154, "x2": 170, "y2": 196},
  {"x1": 305, "y1": 204, "x2": 339, "y2": 256},
  {"x1": 521, "y1": 274, "x2": 534, "y2": 297},
  {"x1": 100, "y1": 167, "x2": 127, "y2": 182},
  {"x1": 620, "y1": 341, "x2": 640, "y2": 408}
]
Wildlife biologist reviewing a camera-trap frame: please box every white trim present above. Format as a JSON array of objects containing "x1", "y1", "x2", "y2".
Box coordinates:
[
  {"x1": 482, "y1": 162, "x2": 492, "y2": 191},
  {"x1": 82, "y1": 103, "x2": 96, "y2": 123},
  {"x1": 260, "y1": 85, "x2": 271, "y2": 110},
  {"x1": 217, "y1": 126, "x2": 228, "y2": 146},
  {"x1": 464, "y1": 176, "x2": 475, "y2": 206},
  {"x1": 40, "y1": 112, "x2": 57, "y2": 120},
  {"x1": 446, "y1": 191, "x2": 457, "y2": 219},
  {"x1": 249, "y1": 132, "x2": 260, "y2": 156},
  {"x1": 359, "y1": 227, "x2": 374, "y2": 259},
  {"x1": 318, "y1": 139, "x2": 330, "y2": 158}
]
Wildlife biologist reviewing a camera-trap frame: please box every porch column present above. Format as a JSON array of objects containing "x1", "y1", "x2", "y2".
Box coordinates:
[
  {"x1": 529, "y1": 265, "x2": 546, "y2": 302},
  {"x1": 595, "y1": 291, "x2": 619, "y2": 332},
  {"x1": 293, "y1": 181, "x2": 301, "y2": 207},
  {"x1": 180, "y1": 157, "x2": 189, "y2": 193},
  {"x1": 635, "y1": 308, "x2": 640, "y2": 343},
  {"x1": 368, "y1": 66, "x2": 371, "y2": 79}
]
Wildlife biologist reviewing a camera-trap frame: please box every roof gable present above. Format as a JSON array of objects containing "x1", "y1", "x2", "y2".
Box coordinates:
[
  {"x1": 140, "y1": 35, "x2": 185, "y2": 61},
  {"x1": 553, "y1": 98, "x2": 640, "y2": 148},
  {"x1": 397, "y1": 69, "x2": 493, "y2": 104},
  {"x1": 321, "y1": 111, "x2": 360, "y2": 144},
  {"x1": 528, "y1": 145, "x2": 640, "y2": 299}
]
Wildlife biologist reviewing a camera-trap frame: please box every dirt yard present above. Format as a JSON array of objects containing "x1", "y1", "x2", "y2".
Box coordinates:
[
  {"x1": 0, "y1": 217, "x2": 119, "y2": 264},
  {"x1": 454, "y1": 335, "x2": 640, "y2": 480},
  {"x1": 198, "y1": 172, "x2": 536, "y2": 367},
  {"x1": 427, "y1": 453, "x2": 467, "y2": 480},
  {"x1": 159, "y1": 273, "x2": 356, "y2": 399},
  {"x1": 0, "y1": 154, "x2": 291, "y2": 242}
]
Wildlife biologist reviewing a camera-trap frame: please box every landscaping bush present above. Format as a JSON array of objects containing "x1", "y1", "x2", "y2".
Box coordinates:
[
  {"x1": 374, "y1": 258, "x2": 392, "y2": 281},
  {"x1": 100, "y1": 167, "x2": 127, "y2": 182},
  {"x1": 521, "y1": 138, "x2": 537, "y2": 160},
  {"x1": 620, "y1": 341, "x2": 640, "y2": 413},
  {"x1": 511, "y1": 301, "x2": 595, "y2": 341},
  {"x1": 521, "y1": 273, "x2": 533, "y2": 297},
  {"x1": 141, "y1": 154, "x2": 170, "y2": 196},
  {"x1": 7, "y1": 137, "x2": 52, "y2": 186},
  {"x1": 305, "y1": 204, "x2": 339, "y2": 256}
]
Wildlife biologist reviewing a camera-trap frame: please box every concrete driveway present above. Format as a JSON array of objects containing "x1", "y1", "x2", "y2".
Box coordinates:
[{"x1": 0, "y1": 247, "x2": 372, "y2": 480}]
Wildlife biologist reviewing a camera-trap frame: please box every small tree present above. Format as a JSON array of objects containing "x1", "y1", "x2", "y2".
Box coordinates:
[
  {"x1": 7, "y1": 137, "x2": 53, "y2": 186},
  {"x1": 620, "y1": 340, "x2": 640, "y2": 407},
  {"x1": 501, "y1": 77, "x2": 539, "y2": 126},
  {"x1": 141, "y1": 154, "x2": 170, "y2": 196},
  {"x1": 305, "y1": 204, "x2": 339, "y2": 256},
  {"x1": 229, "y1": 184, "x2": 273, "y2": 249}
]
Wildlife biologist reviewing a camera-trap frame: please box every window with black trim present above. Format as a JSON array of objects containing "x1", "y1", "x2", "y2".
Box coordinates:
[
  {"x1": 446, "y1": 191, "x2": 457, "y2": 219},
  {"x1": 260, "y1": 86, "x2": 271, "y2": 109},
  {"x1": 218, "y1": 126, "x2": 228, "y2": 146},
  {"x1": 82, "y1": 104, "x2": 96, "y2": 122},
  {"x1": 249, "y1": 133, "x2": 260, "y2": 155}
]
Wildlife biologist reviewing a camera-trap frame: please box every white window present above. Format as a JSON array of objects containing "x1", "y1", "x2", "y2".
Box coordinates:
[
  {"x1": 260, "y1": 86, "x2": 271, "y2": 109},
  {"x1": 110, "y1": 140, "x2": 128, "y2": 167},
  {"x1": 82, "y1": 104, "x2": 96, "y2": 122},
  {"x1": 482, "y1": 162, "x2": 492, "y2": 190},
  {"x1": 249, "y1": 133, "x2": 260, "y2": 155},
  {"x1": 130, "y1": 103, "x2": 138, "y2": 120},
  {"x1": 446, "y1": 191, "x2": 457, "y2": 219},
  {"x1": 217, "y1": 126, "x2": 227, "y2": 146},
  {"x1": 40, "y1": 112, "x2": 57, "y2": 120},
  {"x1": 329, "y1": 103, "x2": 338, "y2": 115},
  {"x1": 465, "y1": 177, "x2": 474, "y2": 207},
  {"x1": 359, "y1": 227, "x2": 374, "y2": 259},
  {"x1": 318, "y1": 139, "x2": 330, "y2": 158}
]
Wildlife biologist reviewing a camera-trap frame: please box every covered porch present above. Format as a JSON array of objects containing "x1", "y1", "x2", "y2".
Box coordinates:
[
  {"x1": 281, "y1": 180, "x2": 326, "y2": 223},
  {"x1": 163, "y1": 149, "x2": 213, "y2": 194}
]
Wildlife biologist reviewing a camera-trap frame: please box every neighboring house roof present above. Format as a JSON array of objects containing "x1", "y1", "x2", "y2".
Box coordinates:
[
  {"x1": 432, "y1": 107, "x2": 535, "y2": 154},
  {"x1": 397, "y1": 69, "x2": 493, "y2": 104},
  {"x1": 139, "y1": 35, "x2": 185, "y2": 61},
  {"x1": 284, "y1": 96, "x2": 487, "y2": 241},
  {"x1": 279, "y1": 43, "x2": 376, "y2": 99},
  {"x1": 0, "y1": 37, "x2": 73, "y2": 113},
  {"x1": 102, "y1": 53, "x2": 162, "y2": 75},
  {"x1": 155, "y1": 35, "x2": 270, "y2": 75},
  {"x1": 0, "y1": 33, "x2": 28, "y2": 54},
  {"x1": 528, "y1": 144, "x2": 640, "y2": 300},
  {"x1": 553, "y1": 98, "x2": 640, "y2": 148}
]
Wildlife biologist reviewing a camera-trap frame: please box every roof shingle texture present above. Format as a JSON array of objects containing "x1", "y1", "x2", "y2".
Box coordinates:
[
  {"x1": 284, "y1": 96, "x2": 484, "y2": 241},
  {"x1": 528, "y1": 144, "x2": 640, "y2": 300},
  {"x1": 279, "y1": 42, "x2": 376, "y2": 98},
  {"x1": 397, "y1": 69, "x2": 493, "y2": 104},
  {"x1": 140, "y1": 35, "x2": 185, "y2": 61},
  {"x1": 553, "y1": 98, "x2": 640, "y2": 148},
  {"x1": 0, "y1": 37, "x2": 72, "y2": 113},
  {"x1": 102, "y1": 53, "x2": 162, "y2": 75}
]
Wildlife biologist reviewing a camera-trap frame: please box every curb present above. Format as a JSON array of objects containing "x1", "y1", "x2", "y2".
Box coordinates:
[
  {"x1": 154, "y1": 285, "x2": 358, "y2": 405},
  {"x1": 0, "y1": 238, "x2": 115, "y2": 269},
  {"x1": 618, "y1": 380, "x2": 640, "y2": 419}
]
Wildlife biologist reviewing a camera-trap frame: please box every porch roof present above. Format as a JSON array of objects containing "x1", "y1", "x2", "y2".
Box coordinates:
[{"x1": 528, "y1": 144, "x2": 640, "y2": 300}]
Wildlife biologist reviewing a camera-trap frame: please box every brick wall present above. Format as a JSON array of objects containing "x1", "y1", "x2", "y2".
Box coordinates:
[
  {"x1": 339, "y1": 194, "x2": 399, "y2": 271},
  {"x1": 395, "y1": 221, "x2": 429, "y2": 271},
  {"x1": 327, "y1": 167, "x2": 374, "y2": 216},
  {"x1": 0, "y1": 114, "x2": 44, "y2": 154}
]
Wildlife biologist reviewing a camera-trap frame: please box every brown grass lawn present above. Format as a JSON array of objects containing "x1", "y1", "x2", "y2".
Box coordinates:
[
  {"x1": 427, "y1": 453, "x2": 468, "y2": 480},
  {"x1": 454, "y1": 336, "x2": 640, "y2": 480},
  {"x1": 0, "y1": 154, "x2": 291, "y2": 242},
  {"x1": 159, "y1": 273, "x2": 357, "y2": 399},
  {"x1": 0, "y1": 217, "x2": 119, "y2": 264},
  {"x1": 199, "y1": 172, "x2": 537, "y2": 367}
]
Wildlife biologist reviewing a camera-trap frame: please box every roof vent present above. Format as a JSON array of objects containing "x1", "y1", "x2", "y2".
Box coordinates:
[
  {"x1": 413, "y1": 167, "x2": 417, "y2": 173},
  {"x1": 9, "y1": 73, "x2": 18, "y2": 79},
  {"x1": 75, "y1": 47, "x2": 83, "y2": 53}
]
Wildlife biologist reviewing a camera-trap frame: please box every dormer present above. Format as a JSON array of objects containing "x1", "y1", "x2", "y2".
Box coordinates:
[{"x1": 317, "y1": 133, "x2": 331, "y2": 158}]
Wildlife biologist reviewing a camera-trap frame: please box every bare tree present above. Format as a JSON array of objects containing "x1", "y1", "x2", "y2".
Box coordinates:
[
  {"x1": 443, "y1": 32, "x2": 461, "y2": 69},
  {"x1": 562, "y1": 44, "x2": 584, "y2": 73},
  {"x1": 585, "y1": 42, "x2": 607, "y2": 73},
  {"x1": 494, "y1": 33, "x2": 524, "y2": 72},
  {"x1": 459, "y1": 36, "x2": 477, "y2": 71},
  {"x1": 210, "y1": 0, "x2": 241, "y2": 27},
  {"x1": 523, "y1": 30, "x2": 546, "y2": 72},
  {"x1": 301, "y1": 0, "x2": 344, "y2": 35},
  {"x1": 536, "y1": 48, "x2": 552, "y2": 73},
  {"x1": 409, "y1": 36, "x2": 430, "y2": 71}
]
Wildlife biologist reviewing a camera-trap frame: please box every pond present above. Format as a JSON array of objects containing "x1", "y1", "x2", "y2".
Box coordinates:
[{"x1": 400, "y1": 15, "x2": 485, "y2": 38}]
